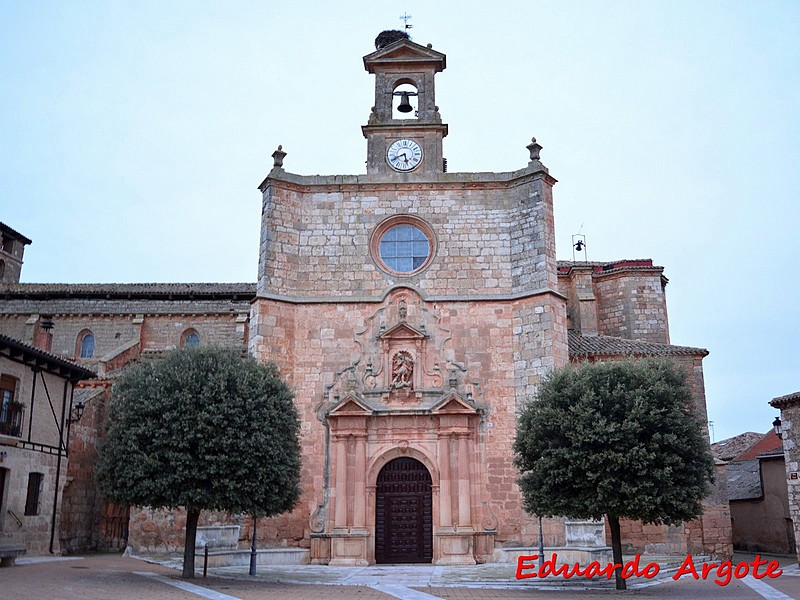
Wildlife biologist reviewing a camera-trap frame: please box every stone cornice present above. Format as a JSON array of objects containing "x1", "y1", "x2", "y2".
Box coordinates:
[
  {"x1": 361, "y1": 122, "x2": 448, "y2": 137},
  {"x1": 557, "y1": 260, "x2": 668, "y2": 285},
  {"x1": 362, "y1": 38, "x2": 446, "y2": 73},
  {"x1": 0, "y1": 283, "x2": 255, "y2": 301},
  {"x1": 258, "y1": 164, "x2": 557, "y2": 194},
  {"x1": 770, "y1": 391, "x2": 800, "y2": 409},
  {"x1": 252, "y1": 287, "x2": 567, "y2": 305}
]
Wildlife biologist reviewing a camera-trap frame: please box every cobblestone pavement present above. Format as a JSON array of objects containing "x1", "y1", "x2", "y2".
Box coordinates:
[{"x1": 2, "y1": 553, "x2": 800, "y2": 600}]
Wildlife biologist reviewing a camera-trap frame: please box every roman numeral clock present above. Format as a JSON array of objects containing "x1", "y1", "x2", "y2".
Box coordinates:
[{"x1": 386, "y1": 139, "x2": 423, "y2": 172}]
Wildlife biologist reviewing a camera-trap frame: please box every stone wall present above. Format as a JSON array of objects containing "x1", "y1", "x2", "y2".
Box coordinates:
[
  {"x1": 730, "y1": 457, "x2": 793, "y2": 554},
  {"x1": 0, "y1": 449, "x2": 66, "y2": 555},
  {"x1": 257, "y1": 167, "x2": 557, "y2": 300},
  {"x1": 58, "y1": 384, "x2": 130, "y2": 553},
  {"x1": 0, "y1": 290, "x2": 252, "y2": 366},
  {"x1": 557, "y1": 261, "x2": 669, "y2": 342},
  {"x1": 593, "y1": 267, "x2": 669, "y2": 344},
  {"x1": 0, "y1": 287, "x2": 253, "y2": 554},
  {"x1": 769, "y1": 392, "x2": 800, "y2": 564},
  {"x1": 613, "y1": 462, "x2": 733, "y2": 559},
  {"x1": 243, "y1": 288, "x2": 568, "y2": 558}
]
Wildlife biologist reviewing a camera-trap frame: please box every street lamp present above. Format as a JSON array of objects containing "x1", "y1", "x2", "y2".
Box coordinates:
[
  {"x1": 773, "y1": 416, "x2": 783, "y2": 440},
  {"x1": 69, "y1": 400, "x2": 86, "y2": 424}
]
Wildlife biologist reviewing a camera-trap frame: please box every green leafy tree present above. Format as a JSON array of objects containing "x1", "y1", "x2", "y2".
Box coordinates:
[
  {"x1": 96, "y1": 346, "x2": 301, "y2": 578},
  {"x1": 513, "y1": 358, "x2": 714, "y2": 590}
]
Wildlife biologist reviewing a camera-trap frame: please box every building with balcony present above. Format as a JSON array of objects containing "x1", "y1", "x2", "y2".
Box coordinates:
[{"x1": 0, "y1": 333, "x2": 95, "y2": 556}]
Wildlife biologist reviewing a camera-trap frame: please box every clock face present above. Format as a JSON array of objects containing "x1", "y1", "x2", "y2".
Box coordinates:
[{"x1": 387, "y1": 139, "x2": 423, "y2": 172}]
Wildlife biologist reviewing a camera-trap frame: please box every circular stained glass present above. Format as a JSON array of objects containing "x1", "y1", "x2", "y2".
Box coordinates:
[{"x1": 379, "y1": 224, "x2": 431, "y2": 273}]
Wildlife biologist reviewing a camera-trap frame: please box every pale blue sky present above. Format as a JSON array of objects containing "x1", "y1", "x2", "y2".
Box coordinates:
[{"x1": 1, "y1": 1, "x2": 798, "y2": 441}]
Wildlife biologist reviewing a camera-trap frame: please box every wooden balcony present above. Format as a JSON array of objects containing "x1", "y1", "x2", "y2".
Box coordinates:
[{"x1": 0, "y1": 402, "x2": 24, "y2": 437}]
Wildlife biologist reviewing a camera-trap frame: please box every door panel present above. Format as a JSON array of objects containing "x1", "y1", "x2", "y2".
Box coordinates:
[{"x1": 375, "y1": 457, "x2": 432, "y2": 563}]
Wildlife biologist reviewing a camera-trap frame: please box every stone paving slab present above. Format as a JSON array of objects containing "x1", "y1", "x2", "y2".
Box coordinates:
[
  {"x1": 3, "y1": 553, "x2": 800, "y2": 600},
  {"x1": 139, "y1": 553, "x2": 700, "y2": 590}
]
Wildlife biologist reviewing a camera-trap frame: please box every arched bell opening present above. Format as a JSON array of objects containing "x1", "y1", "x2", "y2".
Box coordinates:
[
  {"x1": 392, "y1": 81, "x2": 419, "y2": 120},
  {"x1": 375, "y1": 456, "x2": 433, "y2": 563}
]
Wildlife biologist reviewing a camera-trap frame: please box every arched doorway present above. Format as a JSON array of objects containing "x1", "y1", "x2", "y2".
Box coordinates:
[{"x1": 375, "y1": 457, "x2": 433, "y2": 563}]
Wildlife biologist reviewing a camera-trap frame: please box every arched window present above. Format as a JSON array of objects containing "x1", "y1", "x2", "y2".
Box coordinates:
[
  {"x1": 181, "y1": 329, "x2": 200, "y2": 348},
  {"x1": 77, "y1": 330, "x2": 95, "y2": 358}
]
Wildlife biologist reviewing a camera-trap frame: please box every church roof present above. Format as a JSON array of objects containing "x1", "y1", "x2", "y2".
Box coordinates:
[
  {"x1": 0, "y1": 222, "x2": 32, "y2": 245},
  {"x1": 712, "y1": 431, "x2": 766, "y2": 462},
  {"x1": 734, "y1": 430, "x2": 783, "y2": 461},
  {"x1": 568, "y1": 331, "x2": 708, "y2": 358},
  {"x1": 726, "y1": 459, "x2": 763, "y2": 501},
  {"x1": 0, "y1": 282, "x2": 256, "y2": 300}
]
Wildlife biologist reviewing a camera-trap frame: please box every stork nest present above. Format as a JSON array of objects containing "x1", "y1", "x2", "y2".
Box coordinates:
[{"x1": 375, "y1": 30, "x2": 410, "y2": 50}]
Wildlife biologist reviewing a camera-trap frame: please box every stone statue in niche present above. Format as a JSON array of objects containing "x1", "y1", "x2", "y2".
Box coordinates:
[{"x1": 390, "y1": 350, "x2": 414, "y2": 391}]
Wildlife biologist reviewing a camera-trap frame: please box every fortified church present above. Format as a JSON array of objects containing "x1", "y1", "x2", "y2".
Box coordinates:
[{"x1": 0, "y1": 32, "x2": 732, "y2": 562}]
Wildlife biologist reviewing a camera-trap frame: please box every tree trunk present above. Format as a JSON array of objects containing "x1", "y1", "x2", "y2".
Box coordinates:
[
  {"x1": 607, "y1": 514, "x2": 626, "y2": 591},
  {"x1": 182, "y1": 507, "x2": 201, "y2": 579}
]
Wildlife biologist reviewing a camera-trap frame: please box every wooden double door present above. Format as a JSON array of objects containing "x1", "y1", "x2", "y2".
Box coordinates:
[{"x1": 375, "y1": 457, "x2": 433, "y2": 563}]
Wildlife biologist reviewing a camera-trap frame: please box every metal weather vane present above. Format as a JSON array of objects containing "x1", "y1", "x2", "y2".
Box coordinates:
[{"x1": 399, "y1": 12, "x2": 413, "y2": 30}]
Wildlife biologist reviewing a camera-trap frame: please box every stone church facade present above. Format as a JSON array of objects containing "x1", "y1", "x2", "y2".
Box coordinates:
[{"x1": 0, "y1": 35, "x2": 731, "y2": 562}]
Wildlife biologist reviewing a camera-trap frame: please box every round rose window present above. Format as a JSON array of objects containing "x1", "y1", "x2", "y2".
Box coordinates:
[{"x1": 378, "y1": 224, "x2": 431, "y2": 273}]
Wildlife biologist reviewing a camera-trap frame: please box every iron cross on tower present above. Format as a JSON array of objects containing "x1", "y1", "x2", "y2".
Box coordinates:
[{"x1": 399, "y1": 12, "x2": 413, "y2": 29}]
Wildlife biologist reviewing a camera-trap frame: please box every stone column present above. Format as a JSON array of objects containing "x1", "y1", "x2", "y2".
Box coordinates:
[
  {"x1": 457, "y1": 434, "x2": 471, "y2": 527},
  {"x1": 334, "y1": 434, "x2": 348, "y2": 528},
  {"x1": 438, "y1": 433, "x2": 452, "y2": 527},
  {"x1": 353, "y1": 434, "x2": 367, "y2": 529}
]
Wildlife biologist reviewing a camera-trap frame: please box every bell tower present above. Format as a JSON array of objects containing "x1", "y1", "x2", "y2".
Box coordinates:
[{"x1": 362, "y1": 32, "x2": 448, "y2": 175}]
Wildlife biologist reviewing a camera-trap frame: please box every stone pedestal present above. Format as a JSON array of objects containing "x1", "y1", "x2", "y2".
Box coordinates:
[
  {"x1": 565, "y1": 519, "x2": 606, "y2": 547},
  {"x1": 194, "y1": 525, "x2": 240, "y2": 551},
  {"x1": 328, "y1": 530, "x2": 369, "y2": 566},
  {"x1": 434, "y1": 529, "x2": 476, "y2": 565}
]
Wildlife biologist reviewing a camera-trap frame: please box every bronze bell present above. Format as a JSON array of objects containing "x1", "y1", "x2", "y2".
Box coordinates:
[{"x1": 396, "y1": 91, "x2": 414, "y2": 113}]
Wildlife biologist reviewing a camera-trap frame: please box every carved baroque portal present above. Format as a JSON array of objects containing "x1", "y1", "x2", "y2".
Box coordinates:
[
  {"x1": 320, "y1": 288, "x2": 471, "y2": 411},
  {"x1": 316, "y1": 288, "x2": 491, "y2": 566}
]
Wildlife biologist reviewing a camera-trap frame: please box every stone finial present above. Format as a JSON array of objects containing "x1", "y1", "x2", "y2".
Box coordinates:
[
  {"x1": 526, "y1": 137, "x2": 542, "y2": 162},
  {"x1": 272, "y1": 145, "x2": 287, "y2": 168}
]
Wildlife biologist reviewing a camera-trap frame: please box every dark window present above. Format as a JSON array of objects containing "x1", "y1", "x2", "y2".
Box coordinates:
[
  {"x1": 182, "y1": 330, "x2": 200, "y2": 348},
  {"x1": 0, "y1": 376, "x2": 22, "y2": 437},
  {"x1": 24, "y1": 472, "x2": 43, "y2": 516},
  {"x1": 0, "y1": 375, "x2": 15, "y2": 409},
  {"x1": 79, "y1": 332, "x2": 95, "y2": 358},
  {"x1": 379, "y1": 225, "x2": 430, "y2": 273}
]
